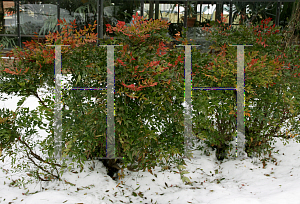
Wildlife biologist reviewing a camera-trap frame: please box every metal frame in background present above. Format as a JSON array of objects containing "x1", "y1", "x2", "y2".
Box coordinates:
[
  {"x1": 135, "y1": 0, "x2": 291, "y2": 28},
  {"x1": 0, "y1": 0, "x2": 295, "y2": 50}
]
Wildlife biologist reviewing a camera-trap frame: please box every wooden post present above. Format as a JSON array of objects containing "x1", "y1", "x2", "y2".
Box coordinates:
[
  {"x1": 216, "y1": 0, "x2": 223, "y2": 23},
  {"x1": 57, "y1": 0, "x2": 60, "y2": 33},
  {"x1": 177, "y1": 4, "x2": 180, "y2": 23},
  {"x1": 140, "y1": 0, "x2": 144, "y2": 17},
  {"x1": 194, "y1": 1, "x2": 198, "y2": 21},
  {"x1": 0, "y1": 0, "x2": 4, "y2": 33},
  {"x1": 184, "y1": 1, "x2": 187, "y2": 28},
  {"x1": 97, "y1": 0, "x2": 104, "y2": 43},
  {"x1": 149, "y1": 0, "x2": 154, "y2": 20},
  {"x1": 16, "y1": 0, "x2": 20, "y2": 47},
  {"x1": 200, "y1": 2, "x2": 202, "y2": 23},
  {"x1": 276, "y1": 0, "x2": 281, "y2": 26},
  {"x1": 229, "y1": 0, "x2": 233, "y2": 28},
  {"x1": 155, "y1": 0, "x2": 159, "y2": 19}
]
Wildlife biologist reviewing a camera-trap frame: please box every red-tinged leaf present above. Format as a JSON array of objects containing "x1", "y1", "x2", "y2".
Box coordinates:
[
  {"x1": 167, "y1": 79, "x2": 171, "y2": 85},
  {"x1": 24, "y1": 67, "x2": 30, "y2": 74},
  {"x1": 149, "y1": 82, "x2": 158, "y2": 87},
  {"x1": 138, "y1": 68, "x2": 146, "y2": 73},
  {"x1": 127, "y1": 84, "x2": 135, "y2": 88},
  {"x1": 149, "y1": 60, "x2": 160, "y2": 67}
]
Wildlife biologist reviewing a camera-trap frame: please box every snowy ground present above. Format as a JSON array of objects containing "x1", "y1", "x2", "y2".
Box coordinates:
[{"x1": 0, "y1": 76, "x2": 300, "y2": 204}]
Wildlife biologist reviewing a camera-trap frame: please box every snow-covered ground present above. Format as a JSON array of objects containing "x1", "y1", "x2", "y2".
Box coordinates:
[{"x1": 0, "y1": 76, "x2": 300, "y2": 204}]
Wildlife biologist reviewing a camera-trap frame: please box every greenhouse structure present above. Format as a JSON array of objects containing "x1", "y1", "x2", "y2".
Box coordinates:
[{"x1": 0, "y1": 0, "x2": 298, "y2": 53}]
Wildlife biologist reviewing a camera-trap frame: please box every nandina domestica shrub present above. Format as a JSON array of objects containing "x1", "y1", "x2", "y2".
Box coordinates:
[
  {"x1": 192, "y1": 15, "x2": 300, "y2": 164},
  {"x1": 0, "y1": 19, "x2": 104, "y2": 182},
  {"x1": 105, "y1": 13, "x2": 190, "y2": 175},
  {"x1": 0, "y1": 14, "x2": 192, "y2": 184}
]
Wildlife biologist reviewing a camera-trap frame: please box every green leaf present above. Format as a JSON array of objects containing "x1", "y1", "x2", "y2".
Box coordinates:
[
  {"x1": 180, "y1": 170, "x2": 189, "y2": 175},
  {"x1": 17, "y1": 82, "x2": 25, "y2": 87},
  {"x1": 181, "y1": 176, "x2": 191, "y2": 183},
  {"x1": 178, "y1": 165, "x2": 186, "y2": 170},
  {"x1": 76, "y1": 75, "x2": 81, "y2": 85},
  {"x1": 17, "y1": 97, "x2": 27, "y2": 107}
]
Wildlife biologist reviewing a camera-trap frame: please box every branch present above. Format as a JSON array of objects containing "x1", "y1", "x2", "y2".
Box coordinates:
[
  {"x1": 18, "y1": 137, "x2": 61, "y2": 167},
  {"x1": 36, "y1": 169, "x2": 51, "y2": 182},
  {"x1": 267, "y1": 108, "x2": 294, "y2": 138},
  {"x1": 29, "y1": 90, "x2": 52, "y2": 113},
  {"x1": 17, "y1": 136, "x2": 62, "y2": 181},
  {"x1": 26, "y1": 150, "x2": 60, "y2": 181}
]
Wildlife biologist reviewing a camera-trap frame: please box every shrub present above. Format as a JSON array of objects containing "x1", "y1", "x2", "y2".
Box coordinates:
[{"x1": 192, "y1": 15, "x2": 300, "y2": 164}]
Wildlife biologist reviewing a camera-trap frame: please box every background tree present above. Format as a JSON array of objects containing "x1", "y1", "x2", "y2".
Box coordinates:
[
  {"x1": 113, "y1": 0, "x2": 140, "y2": 23},
  {"x1": 227, "y1": 1, "x2": 248, "y2": 25},
  {"x1": 282, "y1": 0, "x2": 300, "y2": 49},
  {"x1": 60, "y1": 0, "x2": 98, "y2": 31},
  {"x1": 225, "y1": 1, "x2": 294, "y2": 29}
]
